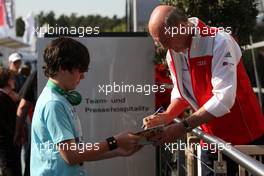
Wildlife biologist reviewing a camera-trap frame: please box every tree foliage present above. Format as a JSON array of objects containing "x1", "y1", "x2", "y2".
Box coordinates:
[
  {"x1": 16, "y1": 17, "x2": 25, "y2": 36},
  {"x1": 16, "y1": 11, "x2": 126, "y2": 36},
  {"x1": 36, "y1": 12, "x2": 125, "y2": 32}
]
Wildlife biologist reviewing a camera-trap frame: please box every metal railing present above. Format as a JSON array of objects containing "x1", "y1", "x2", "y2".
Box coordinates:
[{"x1": 172, "y1": 118, "x2": 264, "y2": 176}]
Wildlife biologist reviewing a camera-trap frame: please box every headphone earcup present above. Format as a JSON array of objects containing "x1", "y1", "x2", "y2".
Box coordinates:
[{"x1": 65, "y1": 91, "x2": 82, "y2": 106}]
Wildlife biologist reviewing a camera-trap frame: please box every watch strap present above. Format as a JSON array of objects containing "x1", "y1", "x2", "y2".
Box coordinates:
[
  {"x1": 182, "y1": 119, "x2": 192, "y2": 132},
  {"x1": 106, "y1": 136, "x2": 118, "y2": 151}
]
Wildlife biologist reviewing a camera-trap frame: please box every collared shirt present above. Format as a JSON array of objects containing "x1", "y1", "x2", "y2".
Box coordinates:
[{"x1": 30, "y1": 84, "x2": 86, "y2": 176}]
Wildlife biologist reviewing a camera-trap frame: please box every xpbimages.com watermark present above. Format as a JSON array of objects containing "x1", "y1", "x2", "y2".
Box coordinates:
[
  {"x1": 38, "y1": 141, "x2": 100, "y2": 153},
  {"x1": 164, "y1": 24, "x2": 232, "y2": 37},
  {"x1": 164, "y1": 141, "x2": 232, "y2": 154},
  {"x1": 98, "y1": 82, "x2": 166, "y2": 96},
  {"x1": 34, "y1": 24, "x2": 100, "y2": 37}
]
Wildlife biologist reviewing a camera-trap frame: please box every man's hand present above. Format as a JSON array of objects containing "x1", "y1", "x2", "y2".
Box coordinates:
[
  {"x1": 114, "y1": 131, "x2": 141, "y2": 156},
  {"x1": 150, "y1": 122, "x2": 185, "y2": 145},
  {"x1": 143, "y1": 112, "x2": 169, "y2": 129}
]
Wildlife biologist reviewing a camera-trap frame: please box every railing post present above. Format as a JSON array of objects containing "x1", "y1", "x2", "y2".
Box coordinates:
[
  {"x1": 213, "y1": 150, "x2": 227, "y2": 176},
  {"x1": 176, "y1": 139, "x2": 186, "y2": 176},
  {"x1": 156, "y1": 146, "x2": 162, "y2": 176},
  {"x1": 187, "y1": 135, "x2": 200, "y2": 176},
  {"x1": 173, "y1": 118, "x2": 264, "y2": 176}
]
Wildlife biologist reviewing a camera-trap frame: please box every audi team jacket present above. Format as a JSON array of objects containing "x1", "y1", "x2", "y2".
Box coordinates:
[{"x1": 167, "y1": 17, "x2": 264, "y2": 145}]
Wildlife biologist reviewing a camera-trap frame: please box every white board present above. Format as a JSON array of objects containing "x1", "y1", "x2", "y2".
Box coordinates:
[{"x1": 37, "y1": 36, "x2": 156, "y2": 176}]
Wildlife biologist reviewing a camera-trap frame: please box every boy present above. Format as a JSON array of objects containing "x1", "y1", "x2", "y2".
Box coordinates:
[{"x1": 31, "y1": 37, "x2": 140, "y2": 176}]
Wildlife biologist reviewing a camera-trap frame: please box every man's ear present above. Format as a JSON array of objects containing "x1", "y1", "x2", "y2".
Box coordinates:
[{"x1": 179, "y1": 21, "x2": 188, "y2": 28}]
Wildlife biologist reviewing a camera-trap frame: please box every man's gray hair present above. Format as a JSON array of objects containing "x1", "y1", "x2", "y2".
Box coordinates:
[{"x1": 165, "y1": 7, "x2": 187, "y2": 26}]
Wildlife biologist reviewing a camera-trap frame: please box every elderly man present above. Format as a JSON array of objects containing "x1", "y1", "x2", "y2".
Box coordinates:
[{"x1": 143, "y1": 5, "x2": 264, "y2": 176}]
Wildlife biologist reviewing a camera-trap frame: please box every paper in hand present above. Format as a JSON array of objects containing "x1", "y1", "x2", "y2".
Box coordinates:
[{"x1": 135, "y1": 125, "x2": 165, "y2": 145}]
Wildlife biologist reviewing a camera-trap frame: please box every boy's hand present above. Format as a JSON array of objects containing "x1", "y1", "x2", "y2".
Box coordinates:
[
  {"x1": 115, "y1": 145, "x2": 142, "y2": 157},
  {"x1": 114, "y1": 131, "x2": 141, "y2": 156}
]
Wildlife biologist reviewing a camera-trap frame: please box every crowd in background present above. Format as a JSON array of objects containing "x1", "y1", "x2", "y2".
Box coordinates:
[{"x1": 0, "y1": 52, "x2": 36, "y2": 176}]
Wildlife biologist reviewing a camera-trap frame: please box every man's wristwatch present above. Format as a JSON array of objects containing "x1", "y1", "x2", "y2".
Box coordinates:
[
  {"x1": 181, "y1": 119, "x2": 192, "y2": 132},
  {"x1": 106, "y1": 136, "x2": 118, "y2": 151}
]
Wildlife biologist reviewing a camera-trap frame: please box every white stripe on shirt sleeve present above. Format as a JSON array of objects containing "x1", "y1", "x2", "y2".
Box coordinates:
[
  {"x1": 171, "y1": 86, "x2": 182, "y2": 101},
  {"x1": 203, "y1": 31, "x2": 242, "y2": 117},
  {"x1": 166, "y1": 51, "x2": 182, "y2": 101}
]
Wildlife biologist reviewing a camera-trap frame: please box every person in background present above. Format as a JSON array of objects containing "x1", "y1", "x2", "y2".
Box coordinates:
[
  {"x1": 8, "y1": 52, "x2": 24, "y2": 93},
  {"x1": 14, "y1": 71, "x2": 37, "y2": 176},
  {"x1": 17, "y1": 63, "x2": 32, "y2": 92},
  {"x1": 0, "y1": 67, "x2": 22, "y2": 176},
  {"x1": 20, "y1": 62, "x2": 32, "y2": 78},
  {"x1": 8, "y1": 53, "x2": 22, "y2": 74}
]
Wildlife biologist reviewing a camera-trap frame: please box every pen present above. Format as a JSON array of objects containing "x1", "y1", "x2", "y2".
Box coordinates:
[{"x1": 141, "y1": 106, "x2": 164, "y2": 129}]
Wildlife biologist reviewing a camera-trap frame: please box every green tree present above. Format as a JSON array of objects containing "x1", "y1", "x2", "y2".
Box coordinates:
[
  {"x1": 57, "y1": 15, "x2": 70, "y2": 27},
  {"x1": 111, "y1": 22, "x2": 126, "y2": 32},
  {"x1": 16, "y1": 17, "x2": 25, "y2": 36},
  {"x1": 16, "y1": 11, "x2": 127, "y2": 35},
  {"x1": 37, "y1": 11, "x2": 47, "y2": 26},
  {"x1": 45, "y1": 11, "x2": 56, "y2": 26}
]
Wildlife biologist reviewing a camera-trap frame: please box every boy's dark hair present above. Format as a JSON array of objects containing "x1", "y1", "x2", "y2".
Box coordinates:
[
  {"x1": 0, "y1": 67, "x2": 15, "y2": 88},
  {"x1": 43, "y1": 37, "x2": 90, "y2": 77}
]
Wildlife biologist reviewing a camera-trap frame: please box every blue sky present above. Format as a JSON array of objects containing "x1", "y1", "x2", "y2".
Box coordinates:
[{"x1": 16, "y1": 0, "x2": 126, "y2": 18}]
